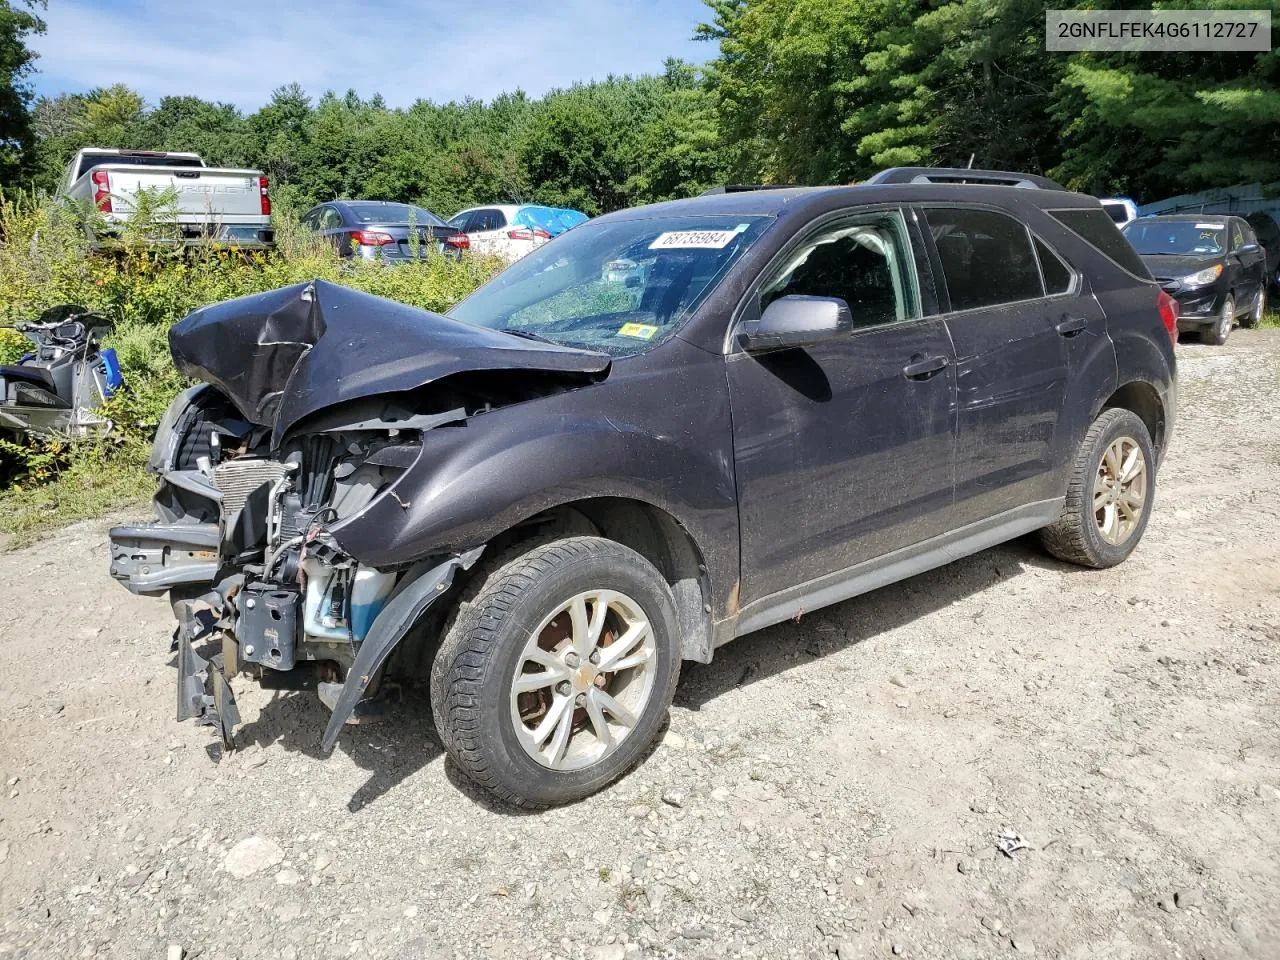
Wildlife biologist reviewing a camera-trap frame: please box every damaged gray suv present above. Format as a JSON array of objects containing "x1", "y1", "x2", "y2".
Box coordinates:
[{"x1": 110, "y1": 168, "x2": 1178, "y2": 807}]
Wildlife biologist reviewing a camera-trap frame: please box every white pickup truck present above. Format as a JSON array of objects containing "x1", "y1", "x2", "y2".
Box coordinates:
[{"x1": 59, "y1": 148, "x2": 274, "y2": 248}]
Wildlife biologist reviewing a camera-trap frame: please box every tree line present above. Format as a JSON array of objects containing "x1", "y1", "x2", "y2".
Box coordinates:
[{"x1": 0, "y1": 0, "x2": 1277, "y2": 218}]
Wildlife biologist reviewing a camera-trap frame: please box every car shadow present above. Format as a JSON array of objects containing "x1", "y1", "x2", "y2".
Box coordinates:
[
  {"x1": 231, "y1": 682, "x2": 444, "y2": 814},
  {"x1": 218, "y1": 534, "x2": 1084, "y2": 813},
  {"x1": 674, "y1": 534, "x2": 1081, "y2": 712}
]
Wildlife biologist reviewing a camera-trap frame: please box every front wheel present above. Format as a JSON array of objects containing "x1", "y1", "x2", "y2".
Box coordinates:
[
  {"x1": 1040, "y1": 408, "x2": 1156, "y2": 569},
  {"x1": 1240, "y1": 286, "x2": 1265, "y2": 329},
  {"x1": 430, "y1": 536, "x2": 681, "y2": 808},
  {"x1": 1202, "y1": 295, "x2": 1234, "y2": 345}
]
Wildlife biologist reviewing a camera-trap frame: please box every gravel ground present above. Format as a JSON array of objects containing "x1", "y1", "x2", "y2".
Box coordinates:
[{"x1": 1, "y1": 331, "x2": 1278, "y2": 960}]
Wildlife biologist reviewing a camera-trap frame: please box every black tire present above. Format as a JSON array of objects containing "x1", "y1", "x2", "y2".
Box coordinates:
[
  {"x1": 430, "y1": 536, "x2": 681, "y2": 808},
  {"x1": 1040, "y1": 408, "x2": 1156, "y2": 569},
  {"x1": 1202, "y1": 295, "x2": 1234, "y2": 345}
]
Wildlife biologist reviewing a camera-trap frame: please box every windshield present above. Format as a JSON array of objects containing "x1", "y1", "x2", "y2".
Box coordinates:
[
  {"x1": 448, "y1": 215, "x2": 772, "y2": 356},
  {"x1": 349, "y1": 203, "x2": 447, "y2": 227},
  {"x1": 1123, "y1": 220, "x2": 1226, "y2": 256}
]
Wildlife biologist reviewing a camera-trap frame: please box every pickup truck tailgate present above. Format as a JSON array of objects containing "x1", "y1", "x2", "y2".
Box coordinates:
[{"x1": 98, "y1": 165, "x2": 265, "y2": 223}]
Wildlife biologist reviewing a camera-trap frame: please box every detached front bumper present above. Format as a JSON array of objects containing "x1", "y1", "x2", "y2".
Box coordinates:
[
  {"x1": 109, "y1": 522, "x2": 220, "y2": 595},
  {"x1": 176, "y1": 622, "x2": 240, "y2": 747},
  {"x1": 109, "y1": 513, "x2": 483, "y2": 751}
]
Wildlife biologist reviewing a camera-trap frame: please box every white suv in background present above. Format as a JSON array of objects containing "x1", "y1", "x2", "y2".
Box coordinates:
[
  {"x1": 1099, "y1": 197, "x2": 1139, "y2": 226},
  {"x1": 448, "y1": 204, "x2": 586, "y2": 261}
]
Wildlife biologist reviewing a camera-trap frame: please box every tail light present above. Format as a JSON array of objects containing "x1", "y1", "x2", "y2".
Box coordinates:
[
  {"x1": 91, "y1": 169, "x2": 112, "y2": 213},
  {"x1": 1157, "y1": 290, "x2": 1179, "y2": 345},
  {"x1": 352, "y1": 229, "x2": 394, "y2": 246},
  {"x1": 507, "y1": 227, "x2": 551, "y2": 241},
  {"x1": 259, "y1": 176, "x2": 271, "y2": 217},
  {"x1": 444, "y1": 233, "x2": 470, "y2": 250}
]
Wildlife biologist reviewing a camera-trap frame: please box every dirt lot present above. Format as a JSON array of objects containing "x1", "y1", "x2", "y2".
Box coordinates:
[{"x1": 1, "y1": 331, "x2": 1278, "y2": 960}]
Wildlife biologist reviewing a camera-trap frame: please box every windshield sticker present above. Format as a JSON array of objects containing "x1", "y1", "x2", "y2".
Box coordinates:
[
  {"x1": 649, "y1": 230, "x2": 740, "y2": 250},
  {"x1": 617, "y1": 322, "x2": 659, "y2": 340},
  {"x1": 1195, "y1": 223, "x2": 1223, "y2": 230}
]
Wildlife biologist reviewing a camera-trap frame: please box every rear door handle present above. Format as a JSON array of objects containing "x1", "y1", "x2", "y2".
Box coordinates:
[
  {"x1": 902, "y1": 355, "x2": 949, "y2": 380},
  {"x1": 1055, "y1": 316, "x2": 1088, "y2": 337}
]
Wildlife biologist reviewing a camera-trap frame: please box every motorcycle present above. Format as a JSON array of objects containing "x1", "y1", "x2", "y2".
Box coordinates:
[{"x1": 0, "y1": 305, "x2": 124, "y2": 439}]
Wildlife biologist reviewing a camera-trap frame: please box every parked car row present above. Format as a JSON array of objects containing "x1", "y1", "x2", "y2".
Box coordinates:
[
  {"x1": 1088, "y1": 188, "x2": 1278, "y2": 345},
  {"x1": 300, "y1": 199, "x2": 588, "y2": 263}
]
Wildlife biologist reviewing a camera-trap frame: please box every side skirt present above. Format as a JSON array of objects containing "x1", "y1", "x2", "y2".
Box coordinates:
[{"x1": 726, "y1": 499, "x2": 1064, "y2": 642}]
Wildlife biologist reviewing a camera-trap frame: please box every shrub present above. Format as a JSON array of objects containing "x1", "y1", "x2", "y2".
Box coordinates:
[{"x1": 0, "y1": 191, "x2": 503, "y2": 541}]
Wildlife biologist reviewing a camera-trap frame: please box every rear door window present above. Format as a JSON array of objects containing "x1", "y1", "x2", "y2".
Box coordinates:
[
  {"x1": 471, "y1": 209, "x2": 506, "y2": 232},
  {"x1": 923, "y1": 208, "x2": 1044, "y2": 311},
  {"x1": 1034, "y1": 237, "x2": 1074, "y2": 295},
  {"x1": 320, "y1": 207, "x2": 343, "y2": 230}
]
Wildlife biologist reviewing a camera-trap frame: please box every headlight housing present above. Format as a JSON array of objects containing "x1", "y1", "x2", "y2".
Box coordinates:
[{"x1": 1181, "y1": 264, "x2": 1223, "y2": 287}]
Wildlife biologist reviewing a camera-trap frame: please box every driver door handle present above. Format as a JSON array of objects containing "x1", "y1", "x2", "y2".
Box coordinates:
[
  {"x1": 902, "y1": 355, "x2": 949, "y2": 380},
  {"x1": 1055, "y1": 316, "x2": 1088, "y2": 337}
]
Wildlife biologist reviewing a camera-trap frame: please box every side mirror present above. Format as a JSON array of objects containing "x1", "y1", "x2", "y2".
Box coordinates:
[
  {"x1": 1239, "y1": 242, "x2": 1261, "y2": 254},
  {"x1": 739, "y1": 295, "x2": 854, "y2": 352}
]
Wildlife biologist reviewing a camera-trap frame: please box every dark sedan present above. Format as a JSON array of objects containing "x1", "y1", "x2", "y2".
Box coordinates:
[
  {"x1": 300, "y1": 200, "x2": 470, "y2": 262},
  {"x1": 1122, "y1": 214, "x2": 1267, "y2": 345}
]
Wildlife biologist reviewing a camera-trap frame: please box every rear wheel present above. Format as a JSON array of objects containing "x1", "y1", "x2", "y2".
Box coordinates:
[
  {"x1": 1202, "y1": 295, "x2": 1234, "y2": 345},
  {"x1": 1040, "y1": 408, "x2": 1155, "y2": 569},
  {"x1": 430, "y1": 536, "x2": 681, "y2": 808}
]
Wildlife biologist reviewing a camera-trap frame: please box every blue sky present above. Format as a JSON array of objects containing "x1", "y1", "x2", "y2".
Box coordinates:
[{"x1": 31, "y1": 0, "x2": 716, "y2": 111}]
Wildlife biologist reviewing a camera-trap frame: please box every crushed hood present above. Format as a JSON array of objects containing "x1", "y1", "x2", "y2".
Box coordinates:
[{"x1": 168, "y1": 280, "x2": 611, "y2": 444}]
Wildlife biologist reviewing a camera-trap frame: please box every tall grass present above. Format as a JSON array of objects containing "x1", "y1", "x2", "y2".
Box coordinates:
[{"x1": 0, "y1": 191, "x2": 503, "y2": 543}]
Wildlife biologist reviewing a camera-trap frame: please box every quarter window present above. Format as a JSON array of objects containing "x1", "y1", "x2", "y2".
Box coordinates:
[
  {"x1": 1049, "y1": 207, "x2": 1150, "y2": 279},
  {"x1": 1034, "y1": 237, "x2": 1073, "y2": 295},
  {"x1": 925, "y1": 208, "x2": 1043, "y2": 311},
  {"x1": 759, "y1": 210, "x2": 919, "y2": 329}
]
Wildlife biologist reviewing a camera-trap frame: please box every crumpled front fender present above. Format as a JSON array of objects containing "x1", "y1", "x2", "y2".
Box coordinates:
[{"x1": 320, "y1": 546, "x2": 485, "y2": 753}]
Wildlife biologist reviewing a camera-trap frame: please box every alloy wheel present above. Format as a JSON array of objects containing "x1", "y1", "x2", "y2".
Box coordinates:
[
  {"x1": 1094, "y1": 436, "x2": 1147, "y2": 545},
  {"x1": 1218, "y1": 298, "x2": 1234, "y2": 342},
  {"x1": 509, "y1": 589, "x2": 657, "y2": 771}
]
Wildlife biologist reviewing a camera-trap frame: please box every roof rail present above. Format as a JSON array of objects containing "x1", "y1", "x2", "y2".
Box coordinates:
[
  {"x1": 699, "y1": 184, "x2": 801, "y2": 196},
  {"x1": 866, "y1": 167, "x2": 1067, "y2": 191}
]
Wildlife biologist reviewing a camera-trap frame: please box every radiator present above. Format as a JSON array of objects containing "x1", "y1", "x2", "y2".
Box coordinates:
[{"x1": 212, "y1": 458, "x2": 288, "y2": 519}]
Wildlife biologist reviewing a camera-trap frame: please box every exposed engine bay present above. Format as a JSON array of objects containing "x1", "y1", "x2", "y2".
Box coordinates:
[
  {"x1": 110, "y1": 384, "x2": 469, "y2": 745},
  {"x1": 107, "y1": 280, "x2": 610, "y2": 751}
]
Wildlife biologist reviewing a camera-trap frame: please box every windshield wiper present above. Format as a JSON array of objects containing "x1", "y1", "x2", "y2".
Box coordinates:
[{"x1": 499, "y1": 328, "x2": 558, "y2": 345}]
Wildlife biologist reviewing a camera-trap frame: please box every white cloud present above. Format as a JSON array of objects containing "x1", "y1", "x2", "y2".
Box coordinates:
[{"x1": 31, "y1": 0, "x2": 715, "y2": 110}]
